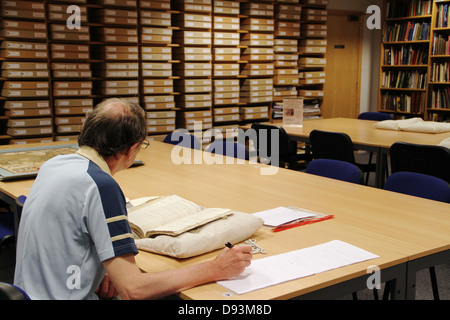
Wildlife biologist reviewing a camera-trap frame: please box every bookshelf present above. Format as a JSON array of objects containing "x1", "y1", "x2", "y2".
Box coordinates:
[
  {"x1": 379, "y1": 0, "x2": 450, "y2": 122},
  {"x1": 0, "y1": 0, "x2": 329, "y2": 145},
  {"x1": 429, "y1": 0, "x2": 450, "y2": 121}
]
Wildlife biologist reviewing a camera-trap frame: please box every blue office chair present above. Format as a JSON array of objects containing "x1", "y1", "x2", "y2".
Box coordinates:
[
  {"x1": 163, "y1": 131, "x2": 201, "y2": 150},
  {"x1": 309, "y1": 130, "x2": 375, "y2": 185},
  {"x1": 384, "y1": 172, "x2": 450, "y2": 300},
  {"x1": 250, "y1": 123, "x2": 309, "y2": 169},
  {"x1": 205, "y1": 140, "x2": 249, "y2": 160},
  {"x1": 390, "y1": 142, "x2": 450, "y2": 184},
  {"x1": 0, "y1": 209, "x2": 15, "y2": 255},
  {"x1": 305, "y1": 159, "x2": 364, "y2": 184},
  {"x1": 358, "y1": 112, "x2": 392, "y2": 121},
  {"x1": 384, "y1": 172, "x2": 450, "y2": 203},
  {"x1": 0, "y1": 282, "x2": 30, "y2": 300}
]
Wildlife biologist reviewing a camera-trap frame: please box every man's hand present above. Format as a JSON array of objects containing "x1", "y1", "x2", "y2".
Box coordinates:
[
  {"x1": 96, "y1": 273, "x2": 119, "y2": 299},
  {"x1": 210, "y1": 244, "x2": 253, "y2": 281}
]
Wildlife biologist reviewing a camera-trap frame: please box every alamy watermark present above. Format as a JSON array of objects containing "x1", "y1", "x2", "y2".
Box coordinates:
[
  {"x1": 366, "y1": 5, "x2": 382, "y2": 30},
  {"x1": 366, "y1": 265, "x2": 382, "y2": 290},
  {"x1": 66, "y1": 4, "x2": 382, "y2": 30},
  {"x1": 66, "y1": 265, "x2": 81, "y2": 290},
  {"x1": 66, "y1": 5, "x2": 81, "y2": 30},
  {"x1": 168, "y1": 122, "x2": 280, "y2": 176}
]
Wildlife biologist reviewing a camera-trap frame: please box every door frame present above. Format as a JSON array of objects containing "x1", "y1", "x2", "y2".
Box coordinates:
[{"x1": 324, "y1": 10, "x2": 364, "y2": 118}]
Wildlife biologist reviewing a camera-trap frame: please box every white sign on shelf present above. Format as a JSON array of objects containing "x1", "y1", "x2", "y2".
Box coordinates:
[{"x1": 282, "y1": 97, "x2": 303, "y2": 127}]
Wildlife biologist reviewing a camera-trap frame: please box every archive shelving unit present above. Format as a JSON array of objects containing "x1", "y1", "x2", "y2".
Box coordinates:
[{"x1": 0, "y1": 0, "x2": 329, "y2": 145}]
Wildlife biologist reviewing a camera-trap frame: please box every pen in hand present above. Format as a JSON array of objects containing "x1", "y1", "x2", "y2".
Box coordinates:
[{"x1": 225, "y1": 242, "x2": 233, "y2": 249}]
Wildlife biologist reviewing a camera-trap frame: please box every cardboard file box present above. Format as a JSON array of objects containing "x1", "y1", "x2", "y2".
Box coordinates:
[
  {"x1": 146, "y1": 111, "x2": 176, "y2": 119},
  {"x1": 143, "y1": 95, "x2": 175, "y2": 110},
  {"x1": 1, "y1": 8, "x2": 45, "y2": 20},
  {"x1": 2, "y1": 89, "x2": 48, "y2": 98},
  {"x1": 146, "y1": 118, "x2": 176, "y2": 126},
  {"x1": 7, "y1": 127, "x2": 53, "y2": 137},
  {"x1": 54, "y1": 98, "x2": 93, "y2": 107},
  {"x1": 1, "y1": 70, "x2": 49, "y2": 78},
  {"x1": 214, "y1": 0, "x2": 239, "y2": 14},
  {"x1": 1, "y1": 0, "x2": 44, "y2": 10},
  {"x1": 140, "y1": 10, "x2": 171, "y2": 26},
  {"x1": 5, "y1": 100, "x2": 49, "y2": 109},
  {"x1": 6, "y1": 108, "x2": 51, "y2": 117},
  {"x1": 299, "y1": 90, "x2": 324, "y2": 98},
  {"x1": 140, "y1": 0, "x2": 170, "y2": 10},
  {"x1": 298, "y1": 58, "x2": 326, "y2": 67},
  {"x1": 214, "y1": 114, "x2": 240, "y2": 123},
  {"x1": 240, "y1": 112, "x2": 269, "y2": 120},
  {"x1": 0, "y1": 20, "x2": 46, "y2": 31},
  {"x1": 8, "y1": 118, "x2": 51, "y2": 128},
  {"x1": 301, "y1": 0, "x2": 328, "y2": 6},
  {"x1": 213, "y1": 107, "x2": 239, "y2": 115},
  {"x1": 55, "y1": 116, "x2": 86, "y2": 126}
]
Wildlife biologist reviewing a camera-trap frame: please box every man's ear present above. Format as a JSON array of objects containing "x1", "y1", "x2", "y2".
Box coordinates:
[{"x1": 126, "y1": 142, "x2": 140, "y2": 158}]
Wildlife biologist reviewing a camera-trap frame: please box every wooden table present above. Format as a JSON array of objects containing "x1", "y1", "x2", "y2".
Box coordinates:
[
  {"x1": 241, "y1": 118, "x2": 450, "y2": 187},
  {"x1": 1, "y1": 141, "x2": 449, "y2": 300}
]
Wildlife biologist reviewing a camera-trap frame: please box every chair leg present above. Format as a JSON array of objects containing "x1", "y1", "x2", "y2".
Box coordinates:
[
  {"x1": 382, "y1": 281, "x2": 391, "y2": 300},
  {"x1": 372, "y1": 288, "x2": 379, "y2": 300},
  {"x1": 364, "y1": 152, "x2": 373, "y2": 185},
  {"x1": 429, "y1": 266, "x2": 440, "y2": 300}
]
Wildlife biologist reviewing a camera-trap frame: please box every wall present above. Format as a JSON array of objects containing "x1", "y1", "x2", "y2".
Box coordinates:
[{"x1": 327, "y1": 0, "x2": 383, "y2": 113}]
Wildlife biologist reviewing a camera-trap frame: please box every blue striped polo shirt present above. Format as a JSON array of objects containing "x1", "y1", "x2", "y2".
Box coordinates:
[{"x1": 14, "y1": 146, "x2": 137, "y2": 300}]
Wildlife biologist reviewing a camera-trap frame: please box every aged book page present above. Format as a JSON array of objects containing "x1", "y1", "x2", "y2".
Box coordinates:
[{"x1": 128, "y1": 195, "x2": 232, "y2": 238}]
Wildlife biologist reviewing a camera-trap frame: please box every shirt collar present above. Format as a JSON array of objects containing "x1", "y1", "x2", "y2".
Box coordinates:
[{"x1": 76, "y1": 146, "x2": 112, "y2": 176}]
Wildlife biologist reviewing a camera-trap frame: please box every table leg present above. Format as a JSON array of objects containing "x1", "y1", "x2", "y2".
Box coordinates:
[{"x1": 406, "y1": 250, "x2": 450, "y2": 300}]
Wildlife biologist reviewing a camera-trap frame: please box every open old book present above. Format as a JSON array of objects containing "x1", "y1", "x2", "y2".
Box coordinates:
[{"x1": 127, "y1": 195, "x2": 233, "y2": 238}]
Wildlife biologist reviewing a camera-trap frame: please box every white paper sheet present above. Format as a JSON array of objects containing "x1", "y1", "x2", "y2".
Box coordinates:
[
  {"x1": 217, "y1": 240, "x2": 379, "y2": 295},
  {"x1": 252, "y1": 206, "x2": 317, "y2": 227}
]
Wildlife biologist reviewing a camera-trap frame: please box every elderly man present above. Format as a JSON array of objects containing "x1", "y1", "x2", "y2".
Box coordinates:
[{"x1": 14, "y1": 98, "x2": 252, "y2": 300}]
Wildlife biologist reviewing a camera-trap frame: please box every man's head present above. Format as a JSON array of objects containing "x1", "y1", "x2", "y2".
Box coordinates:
[{"x1": 78, "y1": 98, "x2": 147, "y2": 158}]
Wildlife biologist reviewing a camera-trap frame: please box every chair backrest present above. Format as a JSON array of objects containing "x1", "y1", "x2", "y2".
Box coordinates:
[
  {"x1": 0, "y1": 211, "x2": 15, "y2": 248},
  {"x1": 390, "y1": 142, "x2": 450, "y2": 183},
  {"x1": 0, "y1": 282, "x2": 30, "y2": 300},
  {"x1": 384, "y1": 172, "x2": 450, "y2": 203},
  {"x1": 250, "y1": 123, "x2": 295, "y2": 165},
  {"x1": 309, "y1": 129, "x2": 356, "y2": 163},
  {"x1": 305, "y1": 159, "x2": 364, "y2": 184},
  {"x1": 205, "y1": 140, "x2": 249, "y2": 160},
  {"x1": 163, "y1": 131, "x2": 201, "y2": 150},
  {"x1": 358, "y1": 112, "x2": 392, "y2": 121}
]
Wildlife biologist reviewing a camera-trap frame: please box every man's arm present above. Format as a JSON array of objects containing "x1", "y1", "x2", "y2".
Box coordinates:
[{"x1": 103, "y1": 245, "x2": 252, "y2": 300}]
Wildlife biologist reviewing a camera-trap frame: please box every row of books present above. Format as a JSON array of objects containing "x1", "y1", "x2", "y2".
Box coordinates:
[
  {"x1": 386, "y1": 0, "x2": 432, "y2": 18},
  {"x1": 383, "y1": 21, "x2": 430, "y2": 42},
  {"x1": 430, "y1": 62, "x2": 450, "y2": 83},
  {"x1": 431, "y1": 33, "x2": 450, "y2": 55},
  {"x1": 428, "y1": 113, "x2": 450, "y2": 122},
  {"x1": 430, "y1": 87, "x2": 450, "y2": 109},
  {"x1": 436, "y1": 3, "x2": 450, "y2": 28},
  {"x1": 383, "y1": 45, "x2": 428, "y2": 65},
  {"x1": 381, "y1": 70, "x2": 427, "y2": 89},
  {"x1": 380, "y1": 92, "x2": 425, "y2": 113}
]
